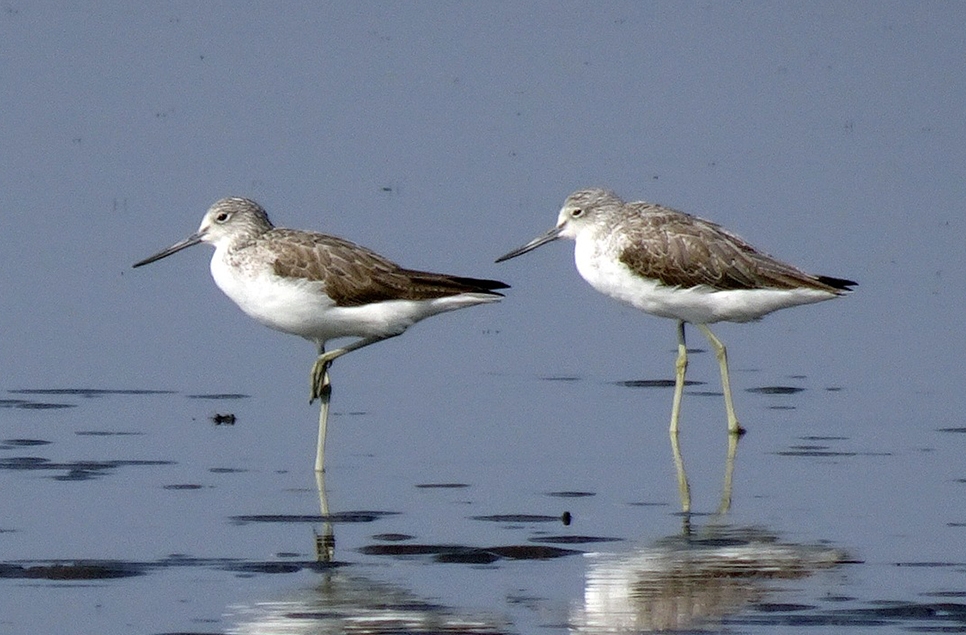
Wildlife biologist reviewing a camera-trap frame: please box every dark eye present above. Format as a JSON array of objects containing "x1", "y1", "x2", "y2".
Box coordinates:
[
  {"x1": 215, "y1": 212, "x2": 230, "y2": 223},
  {"x1": 571, "y1": 208, "x2": 584, "y2": 218}
]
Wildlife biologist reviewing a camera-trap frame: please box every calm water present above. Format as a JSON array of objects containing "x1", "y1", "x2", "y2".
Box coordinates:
[
  {"x1": 2, "y1": 357, "x2": 965, "y2": 633},
  {"x1": 2, "y1": 3, "x2": 965, "y2": 633}
]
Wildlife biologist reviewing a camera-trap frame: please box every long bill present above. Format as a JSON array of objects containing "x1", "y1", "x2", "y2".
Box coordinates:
[
  {"x1": 495, "y1": 225, "x2": 564, "y2": 263},
  {"x1": 133, "y1": 232, "x2": 204, "y2": 268}
]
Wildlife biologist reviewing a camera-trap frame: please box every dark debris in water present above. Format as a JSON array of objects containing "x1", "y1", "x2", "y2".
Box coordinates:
[
  {"x1": 0, "y1": 560, "x2": 147, "y2": 580},
  {"x1": 359, "y1": 543, "x2": 580, "y2": 563},
  {"x1": 0, "y1": 438, "x2": 52, "y2": 449},
  {"x1": 487, "y1": 545, "x2": 579, "y2": 559},
  {"x1": 372, "y1": 533, "x2": 415, "y2": 542},
  {"x1": 747, "y1": 386, "x2": 805, "y2": 395},
  {"x1": 800, "y1": 435, "x2": 849, "y2": 441},
  {"x1": 615, "y1": 379, "x2": 702, "y2": 388},
  {"x1": 545, "y1": 490, "x2": 595, "y2": 498},
  {"x1": 187, "y1": 393, "x2": 251, "y2": 400},
  {"x1": 0, "y1": 456, "x2": 174, "y2": 480},
  {"x1": 777, "y1": 449, "x2": 858, "y2": 458},
  {"x1": 3, "y1": 387, "x2": 177, "y2": 410},
  {"x1": 938, "y1": 427, "x2": 966, "y2": 434},
  {"x1": 0, "y1": 399, "x2": 75, "y2": 410},
  {"x1": 731, "y1": 599, "x2": 966, "y2": 629},
  {"x1": 230, "y1": 511, "x2": 398, "y2": 524},
  {"x1": 210, "y1": 413, "x2": 236, "y2": 425},
  {"x1": 415, "y1": 482, "x2": 469, "y2": 489},
  {"x1": 9, "y1": 388, "x2": 176, "y2": 397},
  {"x1": 74, "y1": 430, "x2": 145, "y2": 437},
  {"x1": 776, "y1": 436, "x2": 859, "y2": 458},
  {"x1": 0, "y1": 557, "x2": 340, "y2": 581},
  {"x1": 529, "y1": 534, "x2": 622, "y2": 545},
  {"x1": 223, "y1": 561, "x2": 304, "y2": 575},
  {"x1": 470, "y1": 514, "x2": 567, "y2": 524}
]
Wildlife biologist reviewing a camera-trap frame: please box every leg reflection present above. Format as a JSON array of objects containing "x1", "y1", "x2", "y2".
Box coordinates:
[
  {"x1": 314, "y1": 470, "x2": 335, "y2": 562},
  {"x1": 667, "y1": 428, "x2": 741, "y2": 516},
  {"x1": 669, "y1": 430, "x2": 691, "y2": 514},
  {"x1": 716, "y1": 431, "x2": 740, "y2": 515}
]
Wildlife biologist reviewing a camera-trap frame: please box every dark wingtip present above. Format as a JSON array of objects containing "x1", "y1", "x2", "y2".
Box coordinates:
[
  {"x1": 484, "y1": 279, "x2": 511, "y2": 291},
  {"x1": 443, "y1": 274, "x2": 509, "y2": 293},
  {"x1": 817, "y1": 275, "x2": 857, "y2": 292},
  {"x1": 471, "y1": 278, "x2": 510, "y2": 296}
]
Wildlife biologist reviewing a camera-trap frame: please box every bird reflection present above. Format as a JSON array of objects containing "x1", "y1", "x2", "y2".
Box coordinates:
[
  {"x1": 226, "y1": 571, "x2": 508, "y2": 635},
  {"x1": 670, "y1": 428, "x2": 740, "y2": 515},
  {"x1": 570, "y1": 525, "x2": 849, "y2": 633}
]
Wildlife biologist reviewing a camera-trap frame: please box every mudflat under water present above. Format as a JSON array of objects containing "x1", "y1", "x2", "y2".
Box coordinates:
[{"x1": 1, "y1": 356, "x2": 964, "y2": 634}]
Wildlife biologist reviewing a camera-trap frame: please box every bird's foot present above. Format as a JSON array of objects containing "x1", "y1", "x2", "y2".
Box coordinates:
[
  {"x1": 309, "y1": 355, "x2": 334, "y2": 404},
  {"x1": 728, "y1": 419, "x2": 746, "y2": 436}
]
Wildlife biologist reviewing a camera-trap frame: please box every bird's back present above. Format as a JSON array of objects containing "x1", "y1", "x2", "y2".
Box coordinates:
[
  {"x1": 263, "y1": 228, "x2": 508, "y2": 307},
  {"x1": 615, "y1": 203, "x2": 853, "y2": 295}
]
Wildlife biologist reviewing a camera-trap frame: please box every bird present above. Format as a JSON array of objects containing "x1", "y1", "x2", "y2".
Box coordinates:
[
  {"x1": 133, "y1": 197, "x2": 508, "y2": 471},
  {"x1": 496, "y1": 188, "x2": 855, "y2": 435}
]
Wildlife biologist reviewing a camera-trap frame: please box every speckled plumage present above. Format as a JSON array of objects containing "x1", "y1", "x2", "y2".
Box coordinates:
[
  {"x1": 267, "y1": 227, "x2": 507, "y2": 307},
  {"x1": 134, "y1": 196, "x2": 508, "y2": 471},
  {"x1": 497, "y1": 188, "x2": 855, "y2": 434}
]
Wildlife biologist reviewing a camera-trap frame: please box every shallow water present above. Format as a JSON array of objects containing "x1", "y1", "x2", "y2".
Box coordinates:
[
  {"x1": 2, "y1": 364, "x2": 964, "y2": 634},
  {"x1": 3, "y1": 3, "x2": 966, "y2": 633}
]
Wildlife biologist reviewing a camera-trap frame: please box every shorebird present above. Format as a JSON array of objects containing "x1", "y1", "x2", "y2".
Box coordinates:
[
  {"x1": 496, "y1": 188, "x2": 855, "y2": 435},
  {"x1": 134, "y1": 197, "x2": 508, "y2": 471}
]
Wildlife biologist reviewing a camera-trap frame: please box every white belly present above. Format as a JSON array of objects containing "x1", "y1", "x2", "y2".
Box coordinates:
[
  {"x1": 210, "y1": 250, "x2": 499, "y2": 344},
  {"x1": 573, "y1": 238, "x2": 836, "y2": 324}
]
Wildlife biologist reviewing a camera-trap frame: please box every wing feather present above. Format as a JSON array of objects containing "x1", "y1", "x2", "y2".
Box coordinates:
[
  {"x1": 617, "y1": 207, "x2": 850, "y2": 294},
  {"x1": 269, "y1": 229, "x2": 506, "y2": 306}
]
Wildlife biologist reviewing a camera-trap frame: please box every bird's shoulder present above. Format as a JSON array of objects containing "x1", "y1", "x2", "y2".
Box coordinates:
[{"x1": 264, "y1": 228, "x2": 399, "y2": 285}]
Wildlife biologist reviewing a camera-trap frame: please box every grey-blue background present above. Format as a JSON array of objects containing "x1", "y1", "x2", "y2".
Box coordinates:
[
  {"x1": 2, "y1": 3, "x2": 965, "y2": 634},
  {"x1": 4, "y1": 2, "x2": 961, "y2": 402}
]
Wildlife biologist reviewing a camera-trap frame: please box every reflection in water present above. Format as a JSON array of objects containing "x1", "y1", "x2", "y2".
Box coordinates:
[
  {"x1": 570, "y1": 525, "x2": 848, "y2": 633},
  {"x1": 226, "y1": 571, "x2": 508, "y2": 635},
  {"x1": 314, "y1": 470, "x2": 335, "y2": 562},
  {"x1": 670, "y1": 428, "x2": 739, "y2": 514},
  {"x1": 228, "y1": 472, "x2": 509, "y2": 633}
]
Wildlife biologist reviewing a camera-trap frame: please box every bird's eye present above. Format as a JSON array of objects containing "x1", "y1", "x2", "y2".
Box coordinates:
[
  {"x1": 215, "y1": 212, "x2": 230, "y2": 223},
  {"x1": 571, "y1": 208, "x2": 584, "y2": 218}
]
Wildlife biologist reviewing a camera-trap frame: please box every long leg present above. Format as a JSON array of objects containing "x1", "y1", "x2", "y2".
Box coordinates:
[
  {"x1": 314, "y1": 343, "x2": 332, "y2": 472},
  {"x1": 695, "y1": 324, "x2": 744, "y2": 435},
  {"x1": 669, "y1": 320, "x2": 688, "y2": 434},
  {"x1": 309, "y1": 333, "x2": 402, "y2": 403}
]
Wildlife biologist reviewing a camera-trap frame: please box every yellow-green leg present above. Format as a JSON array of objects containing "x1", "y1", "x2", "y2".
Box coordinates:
[
  {"x1": 309, "y1": 333, "x2": 401, "y2": 404},
  {"x1": 310, "y1": 334, "x2": 404, "y2": 471},
  {"x1": 312, "y1": 344, "x2": 333, "y2": 473},
  {"x1": 695, "y1": 324, "x2": 744, "y2": 435},
  {"x1": 669, "y1": 320, "x2": 688, "y2": 434}
]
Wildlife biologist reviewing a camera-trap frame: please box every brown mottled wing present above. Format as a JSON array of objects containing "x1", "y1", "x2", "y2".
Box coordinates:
[
  {"x1": 618, "y1": 207, "x2": 845, "y2": 293},
  {"x1": 269, "y1": 229, "x2": 507, "y2": 306}
]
